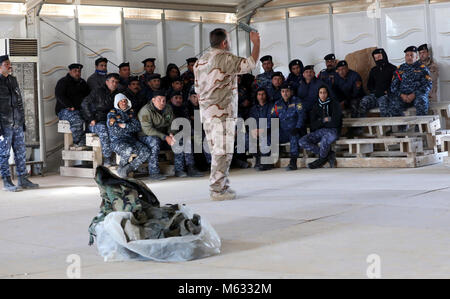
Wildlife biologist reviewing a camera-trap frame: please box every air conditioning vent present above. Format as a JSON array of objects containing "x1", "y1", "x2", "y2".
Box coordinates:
[{"x1": 8, "y1": 39, "x2": 38, "y2": 56}]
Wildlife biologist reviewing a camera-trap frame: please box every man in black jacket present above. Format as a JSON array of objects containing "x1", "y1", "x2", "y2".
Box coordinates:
[
  {"x1": 81, "y1": 73, "x2": 119, "y2": 166},
  {"x1": 122, "y1": 76, "x2": 146, "y2": 114},
  {"x1": 299, "y1": 85, "x2": 342, "y2": 169},
  {"x1": 55, "y1": 63, "x2": 90, "y2": 147},
  {"x1": 359, "y1": 48, "x2": 396, "y2": 117},
  {"x1": 0, "y1": 55, "x2": 39, "y2": 192}
]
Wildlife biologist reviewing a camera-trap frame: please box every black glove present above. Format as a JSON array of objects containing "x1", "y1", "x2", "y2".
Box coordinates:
[
  {"x1": 290, "y1": 128, "x2": 301, "y2": 136},
  {"x1": 22, "y1": 123, "x2": 26, "y2": 132}
]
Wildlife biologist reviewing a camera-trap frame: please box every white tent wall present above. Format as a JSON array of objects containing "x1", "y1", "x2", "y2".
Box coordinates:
[
  {"x1": 39, "y1": 15, "x2": 78, "y2": 167},
  {"x1": 288, "y1": 14, "x2": 332, "y2": 74},
  {"x1": 124, "y1": 19, "x2": 163, "y2": 75},
  {"x1": 0, "y1": 15, "x2": 26, "y2": 38}
]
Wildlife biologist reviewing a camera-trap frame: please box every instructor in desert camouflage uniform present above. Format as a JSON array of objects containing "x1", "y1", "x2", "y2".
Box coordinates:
[{"x1": 194, "y1": 28, "x2": 260, "y2": 201}]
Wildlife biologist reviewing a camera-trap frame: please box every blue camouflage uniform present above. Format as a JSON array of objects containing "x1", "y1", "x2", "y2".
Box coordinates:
[
  {"x1": 286, "y1": 73, "x2": 302, "y2": 96},
  {"x1": 255, "y1": 70, "x2": 274, "y2": 90},
  {"x1": 266, "y1": 84, "x2": 282, "y2": 104},
  {"x1": 333, "y1": 69, "x2": 365, "y2": 118},
  {"x1": 247, "y1": 101, "x2": 273, "y2": 157},
  {"x1": 107, "y1": 101, "x2": 150, "y2": 172},
  {"x1": 270, "y1": 96, "x2": 305, "y2": 158},
  {"x1": 0, "y1": 73, "x2": 27, "y2": 178},
  {"x1": 318, "y1": 68, "x2": 336, "y2": 87},
  {"x1": 388, "y1": 61, "x2": 432, "y2": 116},
  {"x1": 170, "y1": 102, "x2": 196, "y2": 172}
]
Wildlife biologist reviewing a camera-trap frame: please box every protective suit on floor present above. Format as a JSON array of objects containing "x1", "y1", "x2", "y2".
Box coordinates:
[{"x1": 88, "y1": 166, "x2": 221, "y2": 261}]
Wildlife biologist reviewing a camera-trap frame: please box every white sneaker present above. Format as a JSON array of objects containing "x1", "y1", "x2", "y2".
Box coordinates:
[{"x1": 210, "y1": 190, "x2": 236, "y2": 201}]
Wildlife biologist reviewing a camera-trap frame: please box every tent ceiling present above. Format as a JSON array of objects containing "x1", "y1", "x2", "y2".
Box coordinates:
[{"x1": 39, "y1": 0, "x2": 245, "y2": 13}]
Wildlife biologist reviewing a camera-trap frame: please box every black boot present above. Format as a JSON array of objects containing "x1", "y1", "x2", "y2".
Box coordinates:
[
  {"x1": 17, "y1": 175, "x2": 39, "y2": 189},
  {"x1": 286, "y1": 157, "x2": 298, "y2": 171},
  {"x1": 308, "y1": 157, "x2": 328, "y2": 169},
  {"x1": 328, "y1": 151, "x2": 336, "y2": 168},
  {"x1": 254, "y1": 155, "x2": 261, "y2": 169},
  {"x1": 187, "y1": 165, "x2": 204, "y2": 177},
  {"x1": 258, "y1": 164, "x2": 273, "y2": 171},
  {"x1": 2, "y1": 176, "x2": 21, "y2": 192}
]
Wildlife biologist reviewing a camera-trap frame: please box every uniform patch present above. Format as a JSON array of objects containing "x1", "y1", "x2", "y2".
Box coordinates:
[
  {"x1": 426, "y1": 75, "x2": 432, "y2": 81},
  {"x1": 420, "y1": 64, "x2": 425, "y2": 68},
  {"x1": 356, "y1": 81, "x2": 362, "y2": 88},
  {"x1": 110, "y1": 109, "x2": 115, "y2": 113},
  {"x1": 141, "y1": 115, "x2": 150, "y2": 122},
  {"x1": 297, "y1": 103, "x2": 303, "y2": 110}
]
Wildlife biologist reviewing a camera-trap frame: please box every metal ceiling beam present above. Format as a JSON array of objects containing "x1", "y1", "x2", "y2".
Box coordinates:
[
  {"x1": 258, "y1": 0, "x2": 351, "y2": 11},
  {"x1": 43, "y1": 0, "x2": 237, "y2": 13},
  {"x1": 235, "y1": 0, "x2": 273, "y2": 20}
]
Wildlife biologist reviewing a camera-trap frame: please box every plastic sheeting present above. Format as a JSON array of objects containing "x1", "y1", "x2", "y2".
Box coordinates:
[{"x1": 94, "y1": 206, "x2": 221, "y2": 262}]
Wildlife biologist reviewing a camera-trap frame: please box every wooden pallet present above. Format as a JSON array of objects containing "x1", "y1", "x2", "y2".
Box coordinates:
[
  {"x1": 58, "y1": 121, "x2": 102, "y2": 178},
  {"x1": 272, "y1": 152, "x2": 446, "y2": 169},
  {"x1": 369, "y1": 101, "x2": 450, "y2": 129},
  {"x1": 336, "y1": 137, "x2": 423, "y2": 158}
]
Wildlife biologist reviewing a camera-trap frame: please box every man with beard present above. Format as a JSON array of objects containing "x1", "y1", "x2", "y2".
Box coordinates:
[
  {"x1": 122, "y1": 76, "x2": 147, "y2": 113},
  {"x1": 55, "y1": 63, "x2": 91, "y2": 147},
  {"x1": 318, "y1": 53, "x2": 337, "y2": 87},
  {"x1": 418, "y1": 44, "x2": 439, "y2": 102}
]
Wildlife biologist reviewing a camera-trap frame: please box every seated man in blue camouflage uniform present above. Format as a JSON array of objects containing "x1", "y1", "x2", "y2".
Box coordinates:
[
  {"x1": 255, "y1": 55, "x2": 274, "y2": 91},
  {"x1": 318, "y1": 53, "x2": 337, "y2": 87},
  {"x1": 299, "y1": 85, "x2": 342, "y2": 169},
  {"x1": 266, "y1": 71, "x2": 284, "y2": 104},
  {"x1": 269, "y1": 83, "x2": 305, "y2": 171},
  {"x1": 81, "y1": 73, "x2": 120, "y2": 166},
  {"x1": 168, "y1": 90, "x2": 203, "y2": 178},
  {"x1": 138, "y1": 91, "x2": 188, "y2": 181},
  {"x1": 55, "y1": 63, "x2": 90, "y2": 147},
  {"x1": 332, "y1": 60, "x2": 365, "y2": 119},
  {"x1": 107, "y1": 93, "x2": 151, "y2": 178},
  {"x1": 387, "y1": 46, "x2": 432, "y2": 117},
  {"x1": 248, "y1": 87, "x2": 273, "y2": 171}
]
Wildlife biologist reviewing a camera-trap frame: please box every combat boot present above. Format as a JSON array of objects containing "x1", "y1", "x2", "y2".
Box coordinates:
[
  {"x1": 328, "y1": 151, "x2": 336, "y2": 168},
  {"x1": 308, "y1": 157, "x2": 328, "y2": 169},
  {"x1": 175, "y1": 170, "x2": 187, "y2": 177},
  {"x1": 187, "y1": 166, "x2": 204, "y2": 177},
  {"x1": 258, "y1": 163, "x2": 273, "y2": 171},
  {"x1": 2, "y1": 176, "x2": 21, "y2": 192},
  {"x1": 254, "y1": 155, "x2": 261, "y2": 169},
  {"x1": 286, "y1": 157, "x2": 298, "y2": 171},
  {"x1": 17, "y1": 175, "x2": 39, "y2": 189},
  {"x1": 149, "y1": 173, "x2": 167, "y2": 181},
  {"x1": 210, "y1": 189, "x2": 236, "y2": 201}
]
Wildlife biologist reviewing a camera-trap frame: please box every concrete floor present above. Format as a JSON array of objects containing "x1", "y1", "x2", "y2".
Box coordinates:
[{"x1": 0, "y1": 165, "x2": 449, "y2": 279}]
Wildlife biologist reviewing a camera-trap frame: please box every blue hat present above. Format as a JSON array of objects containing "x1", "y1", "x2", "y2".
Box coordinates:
[
  {"x1": 336, "y1": 60, "x2": 348, "y2": 68},
  {"x1": 324, "y1": 53, "x2": 336, "y2": 61},
  {"x1": 404, "y1": 46, "x2": 418, "y2": 53},
  {"x1": 68, "y1": 63, "x2": 83, "y2": 70}
]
